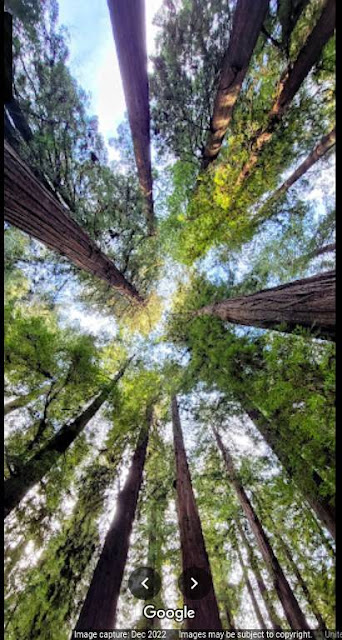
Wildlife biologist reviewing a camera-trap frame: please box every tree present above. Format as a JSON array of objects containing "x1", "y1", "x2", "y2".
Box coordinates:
[
  {"x1": 74, "y1": 407, "x2": 153, "y2": 630},
  {"x1": 231, "y1": 527, "x2": 267, "y2": 628},
  {"x1": 195, "y1": 270, "x2": 335, "y2": 340},
  {"x1": 171, "y1": 395, "x2": 222, "y2": 629}
]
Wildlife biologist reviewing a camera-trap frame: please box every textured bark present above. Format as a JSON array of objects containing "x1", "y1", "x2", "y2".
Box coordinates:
[
  {"x1": 255, "y1": 128, "x2": 336, "y2": 220},
  {"x1": 74, "y1": 411, "x2": 152, "y2": 631},
  {"x1": 4, "y1": 141, "x2": 143, "y2": 303},
  {"x1": 4, "y1": 387, "x2": 45, "y2": 417},
  {"x1": 236, "y1": 520, "x2": 283, "y2": 629},
  {"x1": 196, "y1": 270, "x2": 336, "y2": 341},
  {"x1": 107, "y1": 0, "x2": 155, "y2": 235},
  {"x1": 4, "y1": 363, "x2": 130, "y2": 519},
  {"x1": 201, "y1": 0, "x2": 269, "y2": 169},
  {"x1": 237, "y1": 0, "x2": 335, "y2": 184},
  {"x1": 242, "y1": 398, "x2": 336, "y2": 539},
  {"x1": 172, "y1": 396, "x2": 222, "y2": 629},
  {"x1": 213, "y1": 426, "x2": 310, "y2": 629},
  {"x1": 234, "y1": 535, "x2": 267, "y2": 628},
  {"x1": 4, "y1": 11, "x2": 13, "y2": 103}
]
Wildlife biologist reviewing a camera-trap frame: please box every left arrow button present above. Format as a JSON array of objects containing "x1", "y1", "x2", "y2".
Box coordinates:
[{"x1": 128, "y1": 567, "x2": 161, "y2": 600}]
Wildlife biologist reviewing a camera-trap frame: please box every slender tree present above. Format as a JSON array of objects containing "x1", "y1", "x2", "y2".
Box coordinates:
[
  {"x1": 4, "y1": 386, "x2": 46, "y2": 417},
  {"x1": 107, "y1": 0, "x2": 155, "y2": 234},
  {"x1": 212, "y1": 424, "x2": 310, "y2": 629},
  {"x1": 241, "y1": 397, "x2": 336, "y2": 539},
  {"x1": 4, "y1": 142, "x2": 143, "y2": 304},
  {"x1": 201, "y1": 0, "x2": 269, "y2": 169},
  {"x1": 236, "y1": 519, "x2": 283, "y2": 630},
  {"x1": 171, "y1": 395, "x2": 222, "y2": 629},
  {"x1": 74, "y1": 407, "x2": 153, "y2": 631},
  {"x1": 4, "y1": 360, "x2": 131, "y2": 519},
  {"x1": 237, "y1": 0, "x2": 335, "y2": 184},
  {"x1": 195, "y1": 270, "x2": 335, "y2": 341},
  {"x1": 232, "y1": 528, "x2": 267, "y2": 628}
]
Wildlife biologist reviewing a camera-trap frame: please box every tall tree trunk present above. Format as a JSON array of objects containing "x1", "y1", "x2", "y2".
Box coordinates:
[
  {"x1": 260, "y1": 508, "x2": 328, "y2": 630},
  {"x1": 4, "y1": 386, "x2": 45, "y2": 417},
  {"x1": 237, "y1": 0, "x2": 335, "y2": 184},
  {"x1": 195, "y1": 270, "x2": 335, "y2": 341},
  {"x1": 212, "y1": 425, "x2": 310, "y2": 629},
  {"x1": 236, "y1": 519, "x2": 283, "y2": 629},
  {"x1": 201, "y1": 0, "x2": 269, "y2": 169},
  {"x1": 107, "y1": 0, "x2": 155, "y2": 235},
  {"x1": 4, "y1": 141, "x2": 143, "y2": 303},
  {"x1": 255, "y1": 128, "x2": 336, "y2": 221},
  {"x1": 171, "y1": 395, "x2": 222, "y2": 629},
  {"x1": 241, "y1": 397, "x2": 336, "y2": 539},
  {"x1": 233, "y1": 531, "x2": 267, "y2": 628},
  {"x1": 4, "y1": 361, "x2": 130, "y2": 519},
  {"x1": 224, "y1": 591, "x2": 236, "y2": 630},
  {"x1": 74, "y1": 410, "x2": 152, "y2": 631}
]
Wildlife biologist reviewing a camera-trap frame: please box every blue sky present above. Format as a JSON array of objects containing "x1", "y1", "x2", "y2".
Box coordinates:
[{"x1": 57, "y1": 0, "x2": 163, "y2": 159}]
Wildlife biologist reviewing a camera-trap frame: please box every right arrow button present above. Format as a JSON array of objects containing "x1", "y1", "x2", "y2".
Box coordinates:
[{"x1": 178, "y1": 567, "x2": 212, "y2": 600}]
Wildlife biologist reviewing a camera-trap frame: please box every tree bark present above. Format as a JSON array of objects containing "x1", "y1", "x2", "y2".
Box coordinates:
[
  {"x1": 4, "y1": 362, "x2": 130, "y2": 519},
  {"x1": 233, "y1": 533, "x2": 267, "y2": 628},
  {"x1": 212, "y1": 425, "x2": 310, "y2": 629},
  {"x1": 237, "y1": 0, "x2": 335, "y2": 185},
  {"x1": 171, "y1": 395, "x2": 222, "y2": 629},
  {"x1": 201, "y1": 0, "x2": 269, "y2": 169},
  {"x1": 107, "y1": 0, "x2": 155, "y2": 235},
  {"x1": 241, "y1": 398, "x2": 336, "y2": 539},
  {"x1": 236, "y1": 519, "x2": 283, "y2": 629},
  {"x1": 4, "y1": 141, "x2": 143, "y2": 303},
  {"x1": 74, "y1": 410, "x2": 152, "y2": 632},
  {"x1": 195, "y1": 270, "x2": 336, "y2": 341},
  {"x1": 255, "y1": 128, "x2": 336, "y2": 221}
]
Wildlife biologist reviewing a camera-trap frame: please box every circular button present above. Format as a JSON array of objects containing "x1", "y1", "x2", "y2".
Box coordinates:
[
  {"x1": 178, "y1": 566, "x2": 212, "y2": 600},
  {"x1": 128, "y1": 567, "x2": 161, "y2": 600}
]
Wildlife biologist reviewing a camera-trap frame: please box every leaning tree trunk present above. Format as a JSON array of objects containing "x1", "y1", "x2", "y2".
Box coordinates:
[
  {"x1": 255, "y1": 127, "x2": 336, "y2": 222},
  {"x1": 4, "y1": 361, "x2": 130, "y2": 519},
  {"x1": 196, "y1": 270, "x2": 335, "y2": 341},
  {"x1": 237, "y1": 0, "x2": 335, "y2": 184},
  {"x1": 241, "y1": 397, "x2": 336, "y2": 539},
  {"x1": 107, "y1": 0, "x2": 155, "y2": 235},
  {"x1": 233, "y1": 530, "x2": 267, "y2": 628},
  {"x1": 201, "y1": 0, "x2": 269, "y2": 169},
  {"x1": 74, "y1": 410, "x2": 152, "y2": 631},
  {"x1": 236, "y1": 519, "x2": 283, "y2": 629},
  {"x1": 171, "y1": 395, "x2": 222, "y2": 629},
  {"x1": 4, "y1": 141, "x2": 143, "y2": 303},
  {"x1": 212, "y1": 425, "x2": 310, "y2": 629}
]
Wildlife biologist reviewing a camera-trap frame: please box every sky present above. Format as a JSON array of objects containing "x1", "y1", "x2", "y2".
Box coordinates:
[{"x1": 58, "y1": 0, "x2": 163, "y2": 160}]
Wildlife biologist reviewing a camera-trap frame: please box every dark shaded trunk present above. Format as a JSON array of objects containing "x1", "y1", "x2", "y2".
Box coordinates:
[
  {"x1": 255, "y1": 128, "x2": 336, "y2": 221},
  {"x1": 212, "y1": 426, "x2": 310, "y2": 629},
  {"x1": 237, "y1": 0, "x2": 335, "y2": 184},
  {"x1": 236, "y1": 519, "x2": 283, "y2": 629},
  {"x1": 171, "y1": 395, "x2": 222, "y2": 629},
  {"x1": 107, "y1": 0, "x2": 155, "y2": 235},
  {"x1": 4, "y1": 386, "x2": 44, "y2": 416},
  {"x1": 201, "y1": 0, "x2": 269, "y2": 169},
  {"x1": 196, "y1": 270, "x2": 335, "y2": 341},
  {"x1": 4, "y1": 362, "x2": 130, "y2": 519},
  {"x1": 74, "y1": 410, "x2": 152, "y2": 631},
  {"x1": 4, "y1": 141, "x2": 143, "y2": 303},
  {"x1": 234, "y1": 533, "x2": 267, "y2": 628},
  {"x1": 242, "y1": 398, "x2": 336, "y2": 539}
]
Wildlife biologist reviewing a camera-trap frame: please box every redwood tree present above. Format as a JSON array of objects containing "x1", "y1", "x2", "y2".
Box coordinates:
[{"x1": 172, "y1": 395, "x2": 222, "y2": 629}]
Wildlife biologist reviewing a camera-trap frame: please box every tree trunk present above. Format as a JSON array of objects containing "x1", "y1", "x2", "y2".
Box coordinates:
[
  {"x1": 236, "y1": 519, "x2": 283, "y2": 629},
  {"x1": 255, "y1": 128, "x2": 336, "y2": 221},
  {"x1": 4, "y1": 386, "x2": 45, "y2": 417},
  {"x1": 212, "y1": 425, "x2": 310, "y2": 629},
  {"x1": 107, "y1": 0, "x2": 155, "y2": 235},
  {"x1": 196, "y1": 270, "x2": 335, "y2": 341},
  {"x1": 241, "y1": 398, "x2": 336, "y2": 539},
  {"x1": 4, "y1": 362, "x2": 130, "y2": 519},
  {"x1": 234, "y1": 533, "x2": 267, "y2": 628},
  {"x1": 224, "y1": 592, "x2": 236, "y2": 630},
  {"x1": 201, "y1": 0, "x2": 269, "y2": 169},
  {"x1": 74, "y1": 410, "x2": 152, "y2": 631},
  {"x1": 171, "y1": 395, "x2": 222, "y2": 629},
  {"x1": 237, "y1": 0, "x2": 335, "y2": 184},
  {"x1": 4, "y1": 141, "x2": 143, "y2": 303}
]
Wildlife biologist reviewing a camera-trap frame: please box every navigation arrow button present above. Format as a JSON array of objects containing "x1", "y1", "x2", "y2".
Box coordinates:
[
  {"x1": 191, "y1": 577, "x2": 198, "y2": 590},
  {"x1": 141, "y1": 578, "x2": 149, "y2": 590}
]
